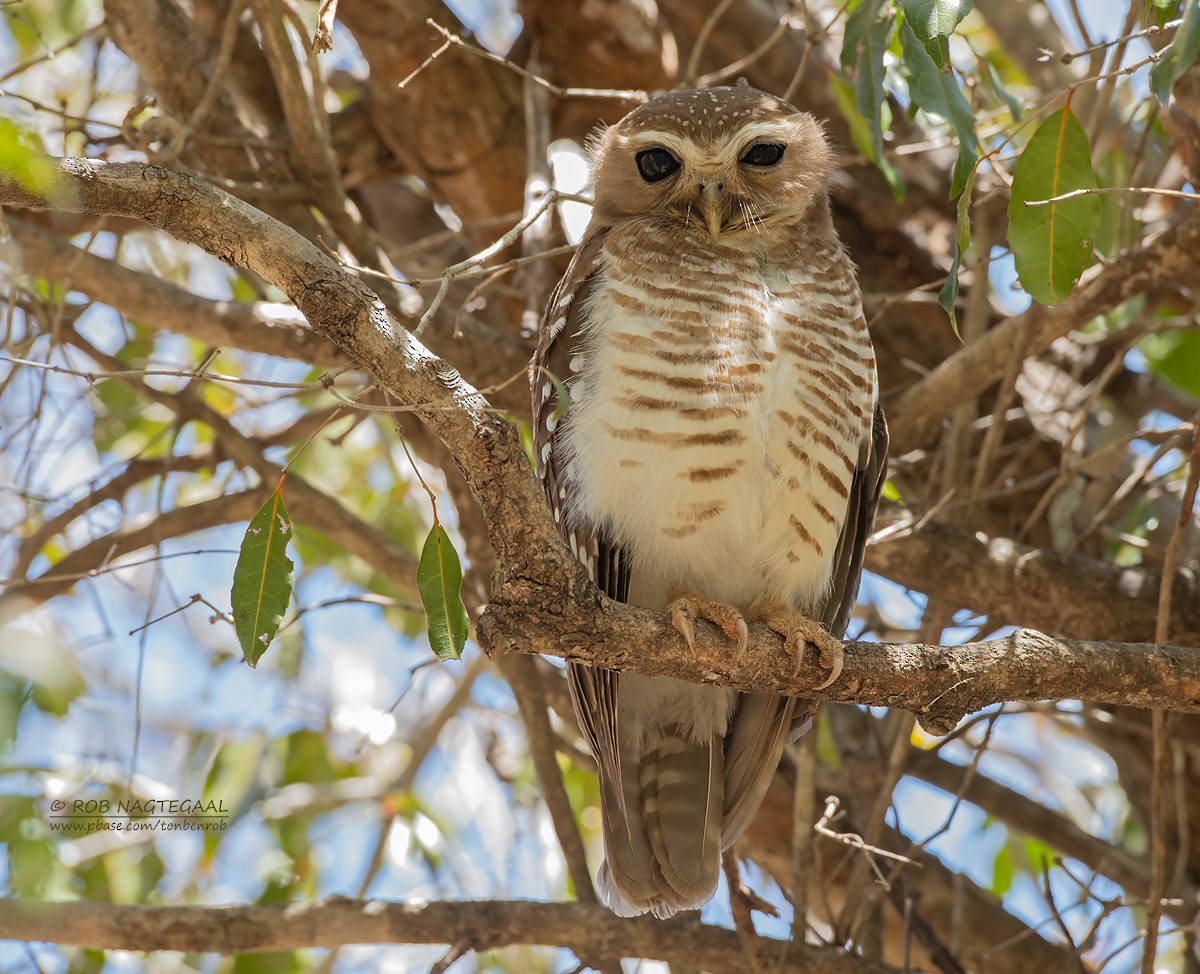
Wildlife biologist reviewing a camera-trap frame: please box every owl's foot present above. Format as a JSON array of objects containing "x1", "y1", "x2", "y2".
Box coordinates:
[
  {"x1": 755, "y1": 604, "x2": 844, "y2": 689},
  {"x1": 668, "y1": 592, "x2": 749, "y2": 654}
]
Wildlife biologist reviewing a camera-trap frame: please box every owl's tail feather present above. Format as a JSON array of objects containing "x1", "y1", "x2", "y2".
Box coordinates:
[
  {"x1": 597, "y1": 730, "x2": 724, "y2": 918},
  {"x1": 721, "y1": 693, "x2": 796, "y2": 849},
  {"x1": 595, "y1": 741, "x2": 661, "y2": 915}
]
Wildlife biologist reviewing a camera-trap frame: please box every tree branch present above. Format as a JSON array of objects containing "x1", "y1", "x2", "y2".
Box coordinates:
[
  {"x1": 867, "y1": 519, "x2": 1200, "y2": 645},
  {"x1": 0, "y1": 897, "x2": 902, "y2": 973},
  {"x1": 483, "y1": 591, "x2": 1200, "y2": 735},
  {"x1": 6, "y1": 219, "x2": 345, "y2": 366}
]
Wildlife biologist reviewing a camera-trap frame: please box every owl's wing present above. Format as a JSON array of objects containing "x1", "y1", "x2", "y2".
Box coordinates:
[
  {"x1": 821, "y1": 402, "x2": 889, "y2": 635},
  {"x1": 532, "y1": 228, "x2": 628, "y2": 785}
]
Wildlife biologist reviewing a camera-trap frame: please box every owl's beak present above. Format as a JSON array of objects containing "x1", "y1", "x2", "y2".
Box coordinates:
[{"x1": 697, "y1": 181, "x2": 727, "y2": 241}]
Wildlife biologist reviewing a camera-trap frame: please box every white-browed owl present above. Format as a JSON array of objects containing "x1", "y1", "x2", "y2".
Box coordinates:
[{"x1": 531, "y1": 84, "x2": 887, "y2": 917}]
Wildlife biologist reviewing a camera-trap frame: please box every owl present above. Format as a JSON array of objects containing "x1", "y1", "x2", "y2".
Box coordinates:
[{"x1": 531, "y1": 85, "x2": 887, "y2": 917}]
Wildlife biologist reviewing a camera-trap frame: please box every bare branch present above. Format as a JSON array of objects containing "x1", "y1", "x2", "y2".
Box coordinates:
[
  {"x1": 906, "y1": 750, "x2": 1168, "y2": 904},
  {"x1": 866, "y1": 519, "x2": 1200, "y2": 646},
  {"x1": 1024, "y1": 186, "x2": 1200, "y2": 207},
  {"x1": 482, "y1": 588, "x2": 1200, "y2": 736},
  {"x1": 5, "y1": 219, "x2": 344, "y2": 365},
  {"x1": 0, "y1": 897, "x2": 903, "y2": 974}
]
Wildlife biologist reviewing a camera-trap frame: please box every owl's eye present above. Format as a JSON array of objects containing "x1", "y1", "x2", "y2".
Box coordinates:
[
  {"x1": 636, "y1": 148, "x2": 680, "y2": 183},
  {"x1": 741, "y1": 143, "x2": 786, "y2": 167}
]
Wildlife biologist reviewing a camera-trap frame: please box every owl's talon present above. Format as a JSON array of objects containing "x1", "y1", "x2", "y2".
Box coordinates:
[
  {"x1": 811, "y1": 644, "x2": 844, "y2": 690},
  {"x1": 735, "y1": 618, "x2": 749, "y2": 655},
  {"x1": 755, "y1": 603, "x2": 844, "y2": 689},
  {"x1": 671, "y1": 605, "x2": 698, "y2": 652},
  {"x1": 668, "y1": 592, "x2": 748, "y2": 653}
]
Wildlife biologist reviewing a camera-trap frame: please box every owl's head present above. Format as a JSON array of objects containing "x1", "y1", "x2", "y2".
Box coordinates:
[{"x1": 589, "y1": 85, "x2": 835, "y2": 242}]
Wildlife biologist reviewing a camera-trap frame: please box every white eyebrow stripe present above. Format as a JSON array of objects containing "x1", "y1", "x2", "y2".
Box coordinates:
[
  {"x1": 621, "y1": 132, "x2": 691, "y2": 155},
  {"x1": 729, "y1": 120, "x2": 795, "y2": 143},
  {"x1": 620, "y1": 119, "x2": 798, "y2": 165}
]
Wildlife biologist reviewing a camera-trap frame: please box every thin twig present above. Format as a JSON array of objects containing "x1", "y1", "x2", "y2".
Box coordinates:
[
  {"x1": 127, "y1": 593, "x2": 232, "y2": 635},
  {"x1": 783, "y1": 0, "x2": 853, "y2": 103},
  {"x1": 813, "y1": 797, "x2": 918, "y2": 874},
  {"x1": 0, "y1": 354, "x2": 356, "y2": 391},
  {"x1": 502, "y1": 655, "x2": 599, "y2": 905},
  {"x1": 720, "y1": 850, "x2": 769, "y2": 974},
  {"x1": 695, "y1": 14, "x2": 793, "y2": 88},
  {"x1": 424, "y1": 20, "x2": 646, "y2": 102},
  {"x1": 413, "y1": 191, "x2": 571, "y2": 336},
  {"x1": 1025, "y1": 186, "x2": 1200, "y2": 207},
  {"x1": 0, "y1": 20, "x2": 104, "y2": 85},
  {"x1": 428, "y1": 939, "x2": 470, "y2": 974},
  {"x1": 353, "y1": 656, "x2": 487, "y2": 897},
  {"x1": 398, "y1": 34, "x2": 452, "y2": 89},
  {"x1": 1039, "y1": 18, "x2": 1182, "y2": 65},
  {"x1": 310, "y1": 0, "x2": 339, "y2": 54},
  {"x1": 685, "y1": 0, "x2": 740, "y2": 82}
]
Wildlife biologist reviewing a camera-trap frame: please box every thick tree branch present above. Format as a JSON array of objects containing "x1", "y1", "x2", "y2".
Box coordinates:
[
  {"x1": 2, "y1": 480, "x2": 417, "y2": 605},
  {"x1": 867, "y1": 519, "x2": 1200, "y2": 645},
  {"x1": 6, "y1": 219, "x2": 344, "y2": 366},
  {"x1": 0, "y1": 897, "x2": 902, "y2": 973},
  {"x1": 483, "y1": 592, "x2": 1200, "y2": 735},
  {"x1": 340, "y1": 0, "x2": 526, "y2": 227}
]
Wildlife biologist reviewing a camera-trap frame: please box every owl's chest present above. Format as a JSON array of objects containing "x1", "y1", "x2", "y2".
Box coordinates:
[{"x1": 561, "y1": 254, "x2": 848, "y2": 586}]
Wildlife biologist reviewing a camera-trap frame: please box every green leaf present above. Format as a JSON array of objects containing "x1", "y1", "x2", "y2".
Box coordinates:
[
  {"x1": 1140, "y1": 330, "x2": 1200, "y2": 401},
  {"x1": 843, "y1": 2, "x2": 894, "y2": 165},
  {"x1": 232, "y1": 952, "x2": 302, "y2": 974},
  {"x1": 0, "y1": 118, "x2": 63, "y2": 200},
  {"x1": 0, "y1": 675, "x2": 24, "y2": 754},
  {"x1": 841, "y1": 0, "x2": 884, "y2": 68},
  {"x1": 416, "y1": 523, "x2": 469, "y2": 661},
  {"x1": 898, "y1": 19, "x2": 978, "y2": 197},
  {"x1": 65, "y1": 948, "x2": 107, "y2": 974},
  {"x1": 0, "y1": 617, "x2": 86, "y2": 717},
  {"x1": 231, "y1": 484, "x2": 295, "y2": 666},
  {"x1": 830, "y1": 74, "x2": 904, "y2": 198},
  {"x1": 880, "y1": 479, "x2": 906, "y2": 505},
  {"x1": 1007, "y1": 107, "x2": 1101, "y2": 306},
  {"x1": 281, "y1": 728, "x2": 349, "y2": 786},
  {"x1": 901, "y1": 0, "x2": 973, "y2": 68},
  {"x1": 984, "y1": 60, "x2": 1023, "y2": 120},
  {"x1": 1020, "y1": 835, "x2": 1056, "y2": 872},
  {"x1": 938, "y1": 166, "x2": 975, "y2": 335},
  {"x1": 1151, "y1": 0, "x2": 1181, "y2": 28},
  {"x1": 991, "y1": 842, "x2": 1014, "y2": 896},
  {"x1": 9, "y1": 836, "x2": 56, "y2": 897},
  {"x1": 1150, "y1": 0, "x2": 1200, "y2": 103}
]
